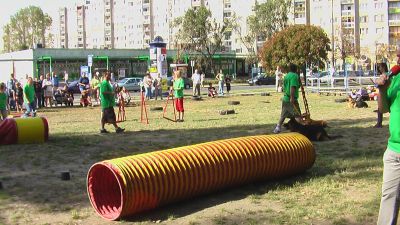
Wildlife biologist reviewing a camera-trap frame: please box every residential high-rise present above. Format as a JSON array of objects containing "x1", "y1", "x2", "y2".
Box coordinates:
[
  {"x1": 57, "y1": 0, "x2": 400, "y2": 67},
  {"x1": 59, "y1": 7, "x2": 68, "y2": 48}
]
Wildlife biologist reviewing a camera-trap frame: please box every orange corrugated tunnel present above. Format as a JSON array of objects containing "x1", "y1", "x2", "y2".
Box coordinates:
[{"x1": 87, "y1": 133, "x2": 315, "y2": 220}]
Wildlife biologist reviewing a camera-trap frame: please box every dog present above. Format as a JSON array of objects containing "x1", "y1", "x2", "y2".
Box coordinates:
[
  {"x1": 347, "y1": 97, "x2": 368, "y2": 108},
  {"x1": 284, "y1": 118, "x2": 331, "y2": 141}
]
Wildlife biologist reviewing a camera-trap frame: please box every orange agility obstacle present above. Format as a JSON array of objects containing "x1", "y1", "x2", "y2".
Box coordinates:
[
  {"x1": 0, "y1": 117, "x2": 49, "y2": 145},
  {"x1": 87, "y1": 133, "x2": 315, "y2": 220}
]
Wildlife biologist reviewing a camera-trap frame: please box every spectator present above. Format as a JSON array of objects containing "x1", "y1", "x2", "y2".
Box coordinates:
[
  {"x1": 22, "y1": 77, "x2": 36, "y2": 118},
  {"x1": 14, "y1": 82, "x2": 23, "y2": 112},
  {"x1": 215, "y1": 70, "x2": 225, "y2": 96},
  {"x1": 99, "y1": 71, "x2": 125, "y2": 134},
  {"x1": 61, "y1": 85, "x2": 74, "y2": 107},
  {"x1": 154, "y1": 73, "x2": 163, "y2": 100},
  {"x1": 374, "y1": 62, "x2": 388, "y2": 128},
  {"x1": 34, "y1": 77, "x2": 42, "y2": 109},
  {"x1": 0, "y1": 83, "x2": 9, "y2": 121},
  {"x1": 275, "y1": 66, "x2": 283, "y2": 92},
  {"x1": 120, "y1": 86, "x2": 131, "y2": 105},
  {"x1": 143, "y1": 73, "x2": 153, "y2": 100},
  {"x1": 225, "y1": 75, "x2": 232, "y2": 94},
  {"x1": 207, "y1": 83, "x2": 217, "y2": 98},
  {"x1": 201, "y1": 71, "x2": 205, "y2": 88},
  {"x1": 52, "y1": 73, "x2": 59, "y2": 89},
  {"x1": 6, "y1": 73, "x2": 16, "y2": 110},
  {"x1": 79, "y1": 73, "x2": 92, "y2": 105},
  {"x1": 42, "y1": 73, "x2": 53, "y2": 107},
  {"x1": 39, "y1": 75, "x2": 45, "y2": 107},
  {"x1": 90, "y1": 74, "x2": 100, "y2": 105},
  {"x1": 192, "y1": 69, "x2": 201, "y2": 97},
  {"x1": 64, "y1": 71, "x2": 69, "y2": 85},
  {"x1": 273, "y1": 64, "x2": 301, "y2": 134},
  {"x1": 173, "y1": 70, "x2": 185, "y2": 122}
]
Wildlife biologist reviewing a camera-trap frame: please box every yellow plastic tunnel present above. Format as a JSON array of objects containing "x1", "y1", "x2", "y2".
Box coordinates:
[
  {"x1": 0, "y1": 117, "x2": 49, "y2": 145},
  {"x1": 87, "y1": 133, "x2": 315, "y2": 220}
]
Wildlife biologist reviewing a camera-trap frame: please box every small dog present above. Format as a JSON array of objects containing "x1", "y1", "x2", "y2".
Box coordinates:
[{"x1": 348, "y1": 97, "x2": 368, "y2": 108}]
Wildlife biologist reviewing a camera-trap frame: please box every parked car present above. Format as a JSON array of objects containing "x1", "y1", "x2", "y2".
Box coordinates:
[
  {"x1": 117, "y1": 77, "x2": 143, "y2": 91},
  {"x1": 248, "y1": 73, "x2": 276, "y2": 85}
]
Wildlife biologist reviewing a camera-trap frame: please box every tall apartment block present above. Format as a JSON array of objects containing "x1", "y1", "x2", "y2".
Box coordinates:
[
  {"x1": 59, "y1": 7, "x2": 68, "y2": 48},
  {"x1": 57, "y1": 0, "x2": 400, "y2": 66}
]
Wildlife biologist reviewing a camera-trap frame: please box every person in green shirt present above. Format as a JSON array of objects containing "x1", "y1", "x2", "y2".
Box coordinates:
[
  {"x1": 376, "y1": 50, "x2": 400, "y2": 225},
  {"x1": 90, "y1": 74, "x2": 100, "y2": 105},
  {"x1": 173, "y1": 70, "x2": 185, "y2": 122},
  {"x1": 0, "y1": 83, "x2": 9, "y2": 120},
  {"x1": 99, "y1": 71, "x2": 125, "y2": 134},
  {"x1": 273, "y1": 64, "x2": 301, "y2": 134},
  {"x1": 23, "y1": 77, "x2": 37, "y2": 118}
]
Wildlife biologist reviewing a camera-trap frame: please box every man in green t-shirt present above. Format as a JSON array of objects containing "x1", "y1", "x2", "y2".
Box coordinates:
[
  {"x1": 273, "y1": 64, "x2": 301, "y2": 134},
  {"x1": 90, "y1": 74, "x2": 100, "y2": 105},
  {"x1": 376, "y1": 50, "x2": 400, "y2": 225},
  {"x1": 173, "y1": 70, "x2": 185, "y2": 122},
  {"x1": 23, "y1": 77, "x2": 37, "y2": 118},
  {"x1": 99, "y1": 72, "x2": 125, "y2": 133}
]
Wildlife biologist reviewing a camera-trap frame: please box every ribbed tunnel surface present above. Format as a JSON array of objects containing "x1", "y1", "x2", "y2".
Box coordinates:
[{"x1": 87, "y1": 133, "x2": 315, "y2": 220}]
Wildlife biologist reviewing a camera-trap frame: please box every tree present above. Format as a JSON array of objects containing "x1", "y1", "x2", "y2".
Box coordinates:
[
  {"x1": 2, "y1": 6, "x2": 52, "y2": 52},
  {"x1": 233, "y1": 0, "x2": 291, "y2": 66},
  {"x1": 173, "y1": 6, "x2": 236, "y2": 75},
  {"x1": 260, "y1": 25, "x2": 331, "y2": 72},
  {"x1": 334, "y1": 27, "x2": 358, "y2": 70}
]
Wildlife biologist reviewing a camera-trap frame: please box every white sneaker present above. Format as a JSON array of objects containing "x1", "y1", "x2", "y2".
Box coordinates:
[{"x1": 273, "y1": 125, "x2": 281, "y2": 134}]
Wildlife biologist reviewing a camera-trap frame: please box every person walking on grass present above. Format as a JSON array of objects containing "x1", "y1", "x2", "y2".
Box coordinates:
[
  {"x1": 173, "y1": 70, "x2": 185, "y2": 122},
  {"x1": 192, "y1": 69, "x2": 201, "y2": 97},
  {"x1": 376, "y1": 49, "x2": 400, "y2": 225},
  {"x1": 0, "y1": 83, "x2": 9, "y2": 121},
  {"x1": 273, "y1": 64, "x2": 301, "y2": 134},
  {"x1": 216, "y1": 70, "x2": 225, "y2": 96},
  {"x1": 22, "y1": 77, "x2": 37, "y2": 118},
  {"x1": 225, "y1": 75, "x2": 232, "y2": 94},
  {"x1": 99, "y1": 71, "x2": 125, "y2": 134}
]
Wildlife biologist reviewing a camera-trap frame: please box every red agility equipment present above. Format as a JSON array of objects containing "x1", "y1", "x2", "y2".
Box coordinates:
[{"x1": 87, "y1": 133, "x2": 315, "y2": 220}]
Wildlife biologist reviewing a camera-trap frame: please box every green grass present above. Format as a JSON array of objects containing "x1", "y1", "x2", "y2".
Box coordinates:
[{"x1": 0, "y1": 88, "x2": 388, "y2": 224}]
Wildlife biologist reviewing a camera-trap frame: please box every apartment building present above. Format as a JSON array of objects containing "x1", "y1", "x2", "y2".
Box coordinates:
[{"x1": 57, "y1": 0, "x2": 400, "y2": 66}]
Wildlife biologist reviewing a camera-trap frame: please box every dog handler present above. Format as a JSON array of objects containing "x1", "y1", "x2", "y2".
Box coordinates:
[
  {"x1": 99, "y1": 71, "x2": 125, "y2": 134},
  {"x1": 273, "y1": 64, "x2": 301, "y2": 134},
  {"x1": 376, "y1": 49, "x2": 400, "y2": 225}
]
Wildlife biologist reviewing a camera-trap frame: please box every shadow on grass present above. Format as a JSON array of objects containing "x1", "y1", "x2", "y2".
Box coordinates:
[{"x1": 0, "y1": 116, "x2": 389, "y2": 223}]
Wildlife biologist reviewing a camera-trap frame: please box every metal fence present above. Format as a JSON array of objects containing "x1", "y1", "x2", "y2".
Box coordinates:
[{"x1": 306, "y1": 76, "x2": 377, "y2": 95}]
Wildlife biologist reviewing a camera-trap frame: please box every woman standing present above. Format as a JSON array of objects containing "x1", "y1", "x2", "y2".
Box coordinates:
[{"x1": 42, "y1": 73, "x2": 53, "y2": 107}]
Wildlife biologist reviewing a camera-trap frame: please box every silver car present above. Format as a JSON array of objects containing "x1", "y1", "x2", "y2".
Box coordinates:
[{"x1": 117, "y1": 78, "x2": 142, "y2": 91}]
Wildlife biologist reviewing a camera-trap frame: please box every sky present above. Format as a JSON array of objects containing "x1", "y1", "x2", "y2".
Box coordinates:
[{"x1": 0, "y1": 0, "x2": 78, "y2": 51}]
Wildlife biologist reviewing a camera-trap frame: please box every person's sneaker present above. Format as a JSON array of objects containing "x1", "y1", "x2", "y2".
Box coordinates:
[
  {"x1": 273, "y1": 125, "x2": 281, "y2": 134},
  {"x1": 100, "y1": 129, "x2": 109, "y2": 134},
  {"x1": 115, "y1": 127, "x2": 125, "y2": 133},
  {"x1": 373, "y1": 124, "x2": 383, "y2": 128}
]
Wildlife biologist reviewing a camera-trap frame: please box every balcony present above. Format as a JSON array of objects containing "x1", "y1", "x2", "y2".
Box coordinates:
[
  {"x1": 389, "y1": 20, "x2": 400, "y2": 26},
  {"x1": 341, "y1": 0, "x2": 354, "y2": 4},
  {"x1": 389, "y1": 8, "x2": 400, "y2": 14}
]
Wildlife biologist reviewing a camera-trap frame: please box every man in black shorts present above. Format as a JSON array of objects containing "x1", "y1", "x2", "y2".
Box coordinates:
[{"x1": 99, "y1": 71, "x2": 124, "y2": 133}]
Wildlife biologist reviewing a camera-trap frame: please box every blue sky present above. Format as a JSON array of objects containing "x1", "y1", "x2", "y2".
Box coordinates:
[{"x1": 0, "y1": 0, "x2": 77, "y2": 51}]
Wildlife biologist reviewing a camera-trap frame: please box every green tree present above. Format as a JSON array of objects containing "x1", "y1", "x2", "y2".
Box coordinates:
[
  {"x1": 173, "y1": 6, "x2": 236, "y2": 75},
  {"x1": 260, "y1": 25, "x2": 331, "y2": 72},
  {"x1": 233, "y1": 0, "x2": 291, "y2": 66},
  {"x1": 2, "y1": 6, "x2": 52, "y2": 52}
]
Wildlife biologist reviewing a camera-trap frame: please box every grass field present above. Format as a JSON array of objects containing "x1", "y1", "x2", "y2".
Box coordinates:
[{"x1": 0, "y1": 89, "x2": 390, "y2": 225}]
